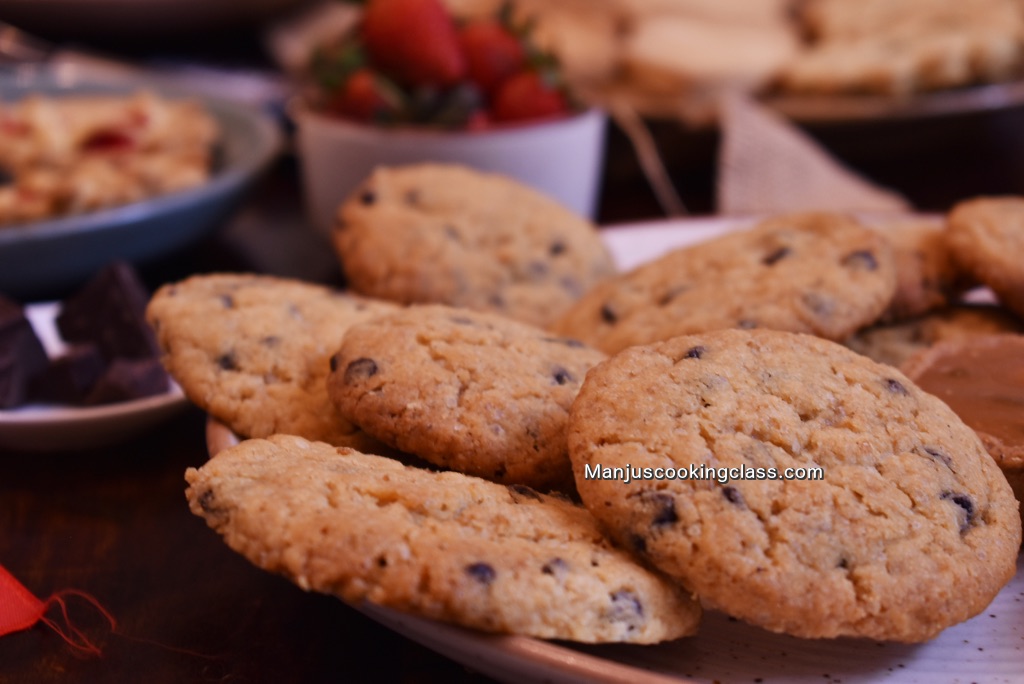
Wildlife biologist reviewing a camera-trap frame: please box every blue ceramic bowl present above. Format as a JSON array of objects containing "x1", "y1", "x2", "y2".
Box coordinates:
[{"x1": 0, "y1": 67, "x2": 282, "y2": 299}]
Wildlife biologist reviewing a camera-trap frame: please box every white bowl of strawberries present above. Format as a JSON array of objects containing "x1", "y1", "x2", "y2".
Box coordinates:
[{"x1": 293, "y1": 0, "x2": 607, "y2": 235}]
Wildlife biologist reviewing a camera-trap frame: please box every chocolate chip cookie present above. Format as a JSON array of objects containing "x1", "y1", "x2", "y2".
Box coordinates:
[
  {"x1": 552, "y1": 212, "x2": 898, "y2": 354},
  {"x1": 326, "y1": 304, "x2": 606, "y2": 491},
  {"x1": 333, "y1": 164, "x2": 616, "y2": 328},
  {"x1": 186, "y1": 434, "x2": 701, "y2": 643},
  {"x1": 569, "y1": 328, "x2": 1021, "y2": 641},
  {"x1": 947, "y1": 196, "x2": 1024, "y2": 319},
  {"x1": 845, "y1": 303, "x2": 1024, "y2": 369},
  {"x1": 146, "y1": 274, "x2": 397, "y2": 450}
]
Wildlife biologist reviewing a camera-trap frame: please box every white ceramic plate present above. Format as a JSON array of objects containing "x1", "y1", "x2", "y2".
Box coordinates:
[
  {"x1": 0, "y1": 302, "x2": 188, "y2": 451},
  {"x1": 207, "y1": 216, "x2": 1024, "y2": 684}
]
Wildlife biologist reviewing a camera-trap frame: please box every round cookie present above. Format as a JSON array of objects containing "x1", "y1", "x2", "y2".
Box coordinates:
[
  {"x1": 844, "y1": 303, "x2": 1024, "y2": 369},
  {"x1": 185, "y1": 434, "x2": 701, "y2": 644},
  {"x1": 903, "y1": 333, "x2": 1024, "y2": 529},
  {"x1": 947, "y1": 196, "x2": 1024, "y2": 319},
  {"x1": 146, "y1": 273, "x2": 398, "y2": 451},
  {"x1": 569, "y1": 328, "x2": 1021, "y2": 642},
  {"x1": 326, "y1": 304, "x2": 606, "y2": 491},
  {"x1": 332, "y1": 163, "x2": 616, "y2": 329},
  {"x1": 552, "y1": 212, "x2": 898, "y2": 354},
  {"x1": 873, "y1": 218, "x2": 969, "y2": 322}
]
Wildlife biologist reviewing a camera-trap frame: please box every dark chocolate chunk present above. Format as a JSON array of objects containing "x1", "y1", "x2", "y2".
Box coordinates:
[
  {"x1": 885, "y1": 378, "x2": 909, "y2": 396},
  {"x1": 551, "y1": 366, "x2": 573, "y2": 385},
  {"x1": 657, "y1": 285, "x2": 689, "y2": 306},
  {"x1": 217, "y1": 352, "x2": 238, "y2": 371},
  {"x1": 549, "y1": 241, "x2": 567, "y2": 256},
  {"x1": 941, "y1": 491, "x2": 976, "y2": 533},
  {"x1": 329, "y1": 354, "x2": 339, "y2": 373},
  {"x1": 600, "y1": 304, "x2": 618, "y2": 324},
  {"x1": 344, "y1": 358, "x2": 378, "y2": 383},
  {"x1": 607, "y1": 590, "x2": 644, "y2": 627},
  {"x1": 56, "y1": 261, "x2": 159, "y2": 361},
  {"x1": 465, "y1": 562, "x2": 496, "y2": 585},
  {"x1": 684, "y1": 346, "x2": 706, "y2": 360},
  {"x1": 762, "y1": 246, "x2": 791, "y2": 266},
  {"x1": 920, "y1": 446, "x2": 953, "y2": 469},
  {"x1": 219, "y1": 294, "x2": 235, "y2": 309},
  {"x1": 29, "y1": 344, "x2": 106, "y2": 405},
  {"x1": 541, "y1": 558, "x2": 569, "y2": 577},
  {"x1": 84, "y1": 358, "x2": 169, "y2": 405},
  {"x1": 802, "y1": 292, "x2": 835, "y2": 318},
  {"x1": 648, "y1": 492, "x2": 678, "y2": 526},
  {"x1": 0, "y1": 295, "x2": 49, "y2": 409},
  {"x1": 198, "y1": 489, "x2": 217, "y2": 514},
  {"x1": 359, "y1": 189, "x2": 376, "y2": 205},
  {"x1": 722, "y1": 486, "x2": 744, "y2": 506},
  {"x1": 841, "y1": 250, "x2": 878, "y2": 271}
]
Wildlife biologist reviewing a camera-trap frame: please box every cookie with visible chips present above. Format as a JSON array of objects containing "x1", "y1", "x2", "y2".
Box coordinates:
[
  {"x1": 327, "y1": 304, "x2": 606, "y2": 491},
  {"x1": 146, "y1": 273, "x2": 397, "y2": 451},
  {"x1": 333, "y1": 164, "x2": 616, "y2": 329},
  {"x1": 568, "y1": 328, "x2": 1021, "y2": 641},
  {"x1": 186, "y1": 434, "x2": 702, "y2": 644},
  {"x1": 552, "y1": 212, "x2": 898, "y2": 354}
]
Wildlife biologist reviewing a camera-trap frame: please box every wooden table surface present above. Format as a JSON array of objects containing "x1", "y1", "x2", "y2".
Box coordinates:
[{"x1": 2, "y1": 98, "x2": 1024, "y2": 684}]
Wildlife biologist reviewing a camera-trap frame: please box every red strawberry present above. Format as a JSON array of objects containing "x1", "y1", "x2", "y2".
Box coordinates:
[
  {"x1": 361, "y1": 0, "x2": 466, "y2": 88},
  {"x1": 458, "y1": 19, "x2": 525, "y2": 95},
  {"x1": 491, "y1": 70, "x2": 568, "y2": 123},
  {"x1": 326, "y1": 68, "x2": 400, "y2": 122}
]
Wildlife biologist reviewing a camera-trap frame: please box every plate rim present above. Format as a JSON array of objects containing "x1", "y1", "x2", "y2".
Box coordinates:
[{"x1": 0, "y1": 67, "x2": 282, "y2": 245}]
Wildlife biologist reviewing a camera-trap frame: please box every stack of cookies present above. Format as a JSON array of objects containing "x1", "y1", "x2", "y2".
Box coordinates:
[{"x1": 149, "y1": 165, "x2": 1023, "y2": 647}]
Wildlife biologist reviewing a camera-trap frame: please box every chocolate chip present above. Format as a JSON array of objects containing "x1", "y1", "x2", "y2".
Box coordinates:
[
  {"x1": 600, "y1": 304, "x2": 618, "y2": 324},
  {"x1": 0, "y1": 167, "x2": 13, "y2": 186},
  {"x1": 648, "y1": 492, "x2": 678, "y2": 526},
  {"x1": 657, "y1": 285, "x2": 689, "y2": 306},
  {"x1": 508, "y1": 484, "x2": 542, "y2": 501},
  {"x1": 443, "y1": 225, "x2": 461, "y2": 242},
  {"x1": 524, "y1": 261, "x2": 548, "y2": 277},
  {"x1": 684, "y1": 345, "x2": 706, "y2": 360},
  {"x1": 722, "y1": 486, "x2": 744, "y2": 506},
  {"x1": 344, "y1": 358, "x2": 378, "y2": 383},
  {"x1": 377, "y1": 556, "x2": 388, "y2": 568},
  {"x1": 219, "y1": 294, "x2": 235, "y2": 309},
  {"x1": 885, "y1": 378, "x2": 909, "y2": 396},
  {"x1": 541, "y1": 558, "x2": 569, "y2": 576},
  {"x1": 838, "y1": 557, "x2": 849, "y2": 570},
  {"x1": 552, "y1": 366, "x2": 573, "y2": 385},
  {"x1": 465, "y1": 562, "x2": 496, "y2": 585},
  {"x1": 802, "y1": 292, "x2": 834, "y2": 317},
  {"x1": 842, "y1": 250, "x2": 878, "y2": 271},
  {"x1": 920, "y1": 446, "x2": 953, "y2": 469},
  {"x1": 359, "y1": 189, "x2": 376, "y2": 205},
  {"x1": 763, "y1": 246, "x2": 791, "y2": 266},
  {"x1": 737, "y1": 319, "x2": 758, "y2": 330},
  {"x1": 261, "y1": 335, "x2": 281, "y2": 348},
  {"x1": 941, "y1": 491, "x2": 975, "y2": 533},
  {"x1": 217, "y1": 352, "x2": 238, "y2": 371},
  {"x1": 560, "y1": 276, "x2": 584, "y2": 298},
  {"x1": 329, "y1": 354, "x2": 339, "y2": 372},
  {"x1": 607, "y1": 590, "x2": 644, "y2": 628},
  {"x1": 198, "y1": 489, "x2": 217, "y2": 514},
  {"x1": 549, "y1": 241, "x2": 567, "y2": 256}
]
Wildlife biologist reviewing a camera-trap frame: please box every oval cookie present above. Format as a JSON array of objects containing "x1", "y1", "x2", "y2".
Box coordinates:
[{"x1": 569, "y1": 328, "x2": 1021, "y2": 641}]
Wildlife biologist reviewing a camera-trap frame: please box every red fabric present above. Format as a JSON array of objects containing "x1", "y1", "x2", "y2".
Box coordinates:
[{"x1": 0, "y1": 563, "x2": 115, "y2": 656}]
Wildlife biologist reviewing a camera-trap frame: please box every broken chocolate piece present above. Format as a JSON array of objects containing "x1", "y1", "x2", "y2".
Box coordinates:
[
  {"x1": 29, "y1": 344, "x2": 106, "y2": 405},
  {"x1": 56, "y1": 261, "x2": 159, "y2": 361},
  {"x1": 84, "y1": 358, "x2": 169, "y2": 405},
  {"x1": 0, "y1": 295, "x2": 49, "y2": 409}
]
